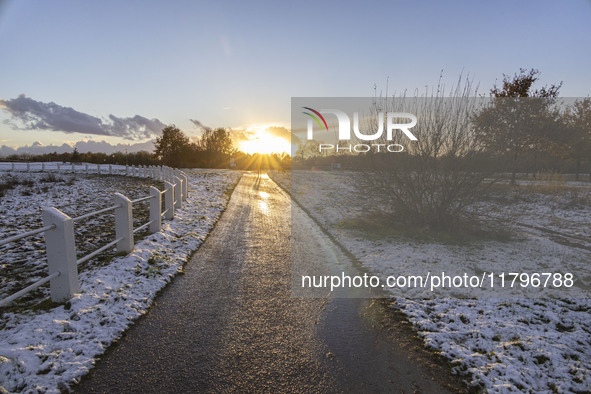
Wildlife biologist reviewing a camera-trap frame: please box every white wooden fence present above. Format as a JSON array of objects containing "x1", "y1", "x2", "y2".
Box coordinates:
[{"x1": 0, "y1": 164, "x2": 190, "y2": 307}]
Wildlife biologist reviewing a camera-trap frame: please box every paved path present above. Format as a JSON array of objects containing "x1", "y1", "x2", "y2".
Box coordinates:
[{"x1": 75, "y1": 173, "x2": 461, "y2": 393}]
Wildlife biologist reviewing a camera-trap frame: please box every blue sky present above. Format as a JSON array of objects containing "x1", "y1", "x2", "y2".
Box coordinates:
[{"x1": 0, "y1": 0, "x2": 590, "y2": 152}]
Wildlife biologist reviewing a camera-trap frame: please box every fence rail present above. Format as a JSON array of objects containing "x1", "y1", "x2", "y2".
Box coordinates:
[
  {"x1": 1, "y1": 162, "x2": 187, "y2": 185},
  {"x1": 0, "y1": 225, "x2": 56, "y2": 247},
  {"x1": 0, "y1": 164, "x2": 190, "y2": 308}
]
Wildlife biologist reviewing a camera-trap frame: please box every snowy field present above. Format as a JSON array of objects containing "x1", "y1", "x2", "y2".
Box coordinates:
[
  {"x1": 0, "y1": 166, "x2": 241, "y2": 392},
  {"x1": 272, "y1": 170, "x2": 591, "y2": 393},
  {"x1": 0, "y1": 170, "x2": 160, "y2": 307}
]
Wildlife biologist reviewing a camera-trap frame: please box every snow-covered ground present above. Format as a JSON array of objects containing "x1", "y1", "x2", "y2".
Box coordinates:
[
  {"x1": 0, "y1": 170, "x2": 160, "y2": 306},
  {"x1": 272, "y1": 170, "x2": 591, "y2": 393},
  {"x1": 0, "y1": 167, "x2": 241, "y2": 392}
]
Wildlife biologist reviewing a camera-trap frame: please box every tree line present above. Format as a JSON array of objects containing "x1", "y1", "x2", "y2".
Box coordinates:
[
  {"x1": 154, "y1": 126, "x2": 232, "y2": 168},
  {"x1": 2, "y1": 125, "x2": 291, "y2": 171},
  {"x1": 295, "y1": 69, "x2": 591, "y2": 182},
  {"x1": 1, "y1": 149, "x2": 158, "y2": 166},
  {"x1": 293, "y1": 69, "x2": 591, "y2": 233},
  {"x1": 154, "y1": 125, "x2": 290, "y2": 170}
]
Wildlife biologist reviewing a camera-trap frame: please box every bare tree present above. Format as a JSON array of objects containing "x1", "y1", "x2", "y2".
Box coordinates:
[
  {"x1": 563, "y1": 98, "x2": 591, "y2": 181},
  {"x1": 358, "y1": 76, "x2": 497, "y2": 232},
  {"x1": 198, "y1": 127, "x2": 235, "y2": 168}
]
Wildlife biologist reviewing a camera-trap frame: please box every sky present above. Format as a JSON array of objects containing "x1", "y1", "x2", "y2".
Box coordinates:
[{"x1": 0, "y1": 0, "x2": 590, "y2": 155}]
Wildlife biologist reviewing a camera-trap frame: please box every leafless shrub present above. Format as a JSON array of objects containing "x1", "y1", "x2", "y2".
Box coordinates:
[
  {"x1": 40, "y1": 173, "x2": 62, "y2": 183},
  {"x1": 359, "y1": 76, "x2": 498, "y2": 233}
]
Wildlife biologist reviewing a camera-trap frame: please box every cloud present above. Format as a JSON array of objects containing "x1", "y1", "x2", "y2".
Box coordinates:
[
  {"x1": 107, "y1": 114, "x2": 166, "y2": 140},
  {"x1": 229, "y1": 128, "x2": 256, "y2": 144},
  {"x1": 0, "y1": 94, "x2": 166, "y2": 140},
  {"x1": 266, "y1": 126, "x2": 300, "y2": 144},
  {"x1": 189, "y1": 119, "x2": 210, "y2": 130},
  {"x1": 74, "y1": 139, "x2": 155, "y2": 154},
  {"x1": 227, "y1": 125, "x2": 300, "y2": 149}
]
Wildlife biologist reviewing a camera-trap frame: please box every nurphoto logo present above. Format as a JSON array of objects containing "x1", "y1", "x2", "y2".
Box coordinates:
[{"x1": 302, "y1": 106, "x2": 418, "y2": 153}]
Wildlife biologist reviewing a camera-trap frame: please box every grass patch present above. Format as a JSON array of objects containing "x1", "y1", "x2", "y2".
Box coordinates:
[
  {"x1": 40, "y1": 173, "x2": 62, "y2": 183},
  {"x1": 0, "y1": 174, "x2": 35, "y2": 197},
  {"x1": 338, "y1": 212, "x2": 513, "y2": 244},
  {"x1": 29, "y1": 298, "x2": 62, "y2": 312},
  {"x1": 533, "y1": 354, "x2": 550, "y2": 365}
]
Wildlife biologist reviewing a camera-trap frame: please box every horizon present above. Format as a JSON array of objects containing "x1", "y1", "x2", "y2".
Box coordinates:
[{"x1": 1, "y1": 0, "x2": 590, "y2": 155}]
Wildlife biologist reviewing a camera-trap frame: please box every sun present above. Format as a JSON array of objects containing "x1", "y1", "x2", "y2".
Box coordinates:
[{"x1": 239, "y1": 127, "x2": 290, "y2": 155}]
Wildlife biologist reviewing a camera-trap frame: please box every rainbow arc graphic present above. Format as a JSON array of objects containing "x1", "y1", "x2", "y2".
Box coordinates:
[{"x1": 302, "y1": 107, "x2": 328, "y2": 131}]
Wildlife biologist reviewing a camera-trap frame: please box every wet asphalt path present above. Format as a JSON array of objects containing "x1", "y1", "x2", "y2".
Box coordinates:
[{"x1": 75, "y1": 173, "x2": 457, "y2": 393}]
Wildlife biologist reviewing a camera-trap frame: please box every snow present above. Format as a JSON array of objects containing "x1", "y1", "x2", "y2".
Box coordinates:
[
  {"x1": 272, "y1": 170, "x2": 591, "y2": 392},
  {"x1": 0, "y1": 166, "x2": 241, "y2": 392},
  {"x1": 2, "y1": 166, "x2": 589, "y2": 392},
  {"x1": 0, "y1": 169, "x2": 163, "y2": 304}
]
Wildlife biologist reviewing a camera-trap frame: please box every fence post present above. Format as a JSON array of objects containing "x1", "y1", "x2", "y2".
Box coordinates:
[
  {"x1": 42, "y1": 207, "x2": 79, "y2": 302},
  {"x1": 125, "y1": 165, "x2": 129, "y2": 176},
  {"x1": 181, "y1": 173, "x2": 188, "y2": 200},
  {"x1": 85, "y1": 163, "x2": 89, "y2": 174},
  {"x1": 27, "y1": 163, "x2": 31, "y2": 172},
  {"x1": 173, "y1": 176, "x2": 183, "y2": 209},
  {"x1": 113, "y1": 193, "x2": 134, "y2": 253},
  {"x1": 164, "y1": 181, "x2": 174, "y2": 220},
  {"x1": 71, "y1": 163, "x2": 75, "y2": 173},
  {"x1": 97, "y1": 164, "x2": 101, "y2": 175},
  {"x1": 11, "y1": 163, "x2": 15, "y2": 171},
  {"x1": 109, "y1": 164, "x2": 112, "y2": 175},
  {"x1": 149, "y1": 186, "x2": 161, "y2": 233},
  {"x1": 42, "y1": 163, "x2": 45, "y2": 171}
]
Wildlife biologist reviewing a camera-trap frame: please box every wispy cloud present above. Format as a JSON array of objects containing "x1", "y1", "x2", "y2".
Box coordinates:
[
  {"x1": 229, "y1": 125, "x2": 300, "y2": 146},
  {"x1": 266, "y1": 126, "x2": 298, "y2": 143},
  {"x1": 189, "y1": 119, "x2": 210, "y2": 130},
  {"x1": 0, "y1": 94, "x2": 166, "y2": 140}
]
